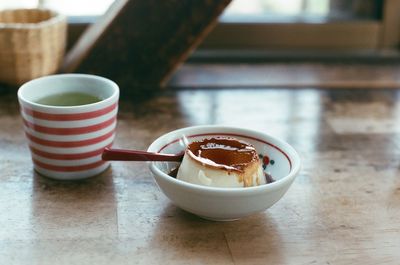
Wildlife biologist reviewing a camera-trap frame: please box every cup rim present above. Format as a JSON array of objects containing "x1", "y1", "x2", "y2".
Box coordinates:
[
  {"x1": 148, "y1": 125, "x2": 301, "y2": 195},
  {"x1": 17, "y1": 73, "x2": 119, "y2": 110}
]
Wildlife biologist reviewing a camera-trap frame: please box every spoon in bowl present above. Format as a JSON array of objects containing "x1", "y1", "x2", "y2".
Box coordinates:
[{"x1": 102, "y1": 147, "x2": 184, "y2": 162}]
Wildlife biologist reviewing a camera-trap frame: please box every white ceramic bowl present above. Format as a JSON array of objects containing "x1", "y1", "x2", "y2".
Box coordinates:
[{"x1": 148, "y1": 125, "x2": 301, "y2": 221}]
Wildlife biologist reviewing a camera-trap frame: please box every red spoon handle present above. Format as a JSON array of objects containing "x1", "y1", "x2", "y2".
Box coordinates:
[{"x1": 102, "y1": 147, "x2": 183, "y2": 162}]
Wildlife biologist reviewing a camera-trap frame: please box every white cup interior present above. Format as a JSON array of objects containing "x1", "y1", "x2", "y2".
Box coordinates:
[{"x1": 18, "y1": 74, "x2": 118, "y2": 106}]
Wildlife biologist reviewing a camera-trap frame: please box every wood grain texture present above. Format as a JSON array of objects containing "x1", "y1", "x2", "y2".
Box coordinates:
[
  {"x1": 1, "y1": 81, "x2": 400, "y2": 264},
  {"x1": 62, "y1": 0, "x2": 231, "y2": 88},
  {"x1": 168, "y1": 62, "x2": 400, "y2": 88},
  {"x1": 201, "y1": 21, "x2": 381, "y2": 50},
  {"x1": 379, "y1": 0, "x2": 400, "y2": 48}
]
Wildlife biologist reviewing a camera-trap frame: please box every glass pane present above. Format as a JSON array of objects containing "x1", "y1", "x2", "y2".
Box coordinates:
[
  {"x1": 41, "y1": 0, "x2": 115, "y2": 16},
  {"x1": 221, "y1": 0, "x2": 382, "y2": 23},
  {"x1": 0, "y1": 0, "x2": 37, "y2": 9},
  {"x1": 0, "y1": 0, "x2": 383, "y2": 21},
  {"x1": 0, "y1": 0, "x2": 115, "y2": 16}
]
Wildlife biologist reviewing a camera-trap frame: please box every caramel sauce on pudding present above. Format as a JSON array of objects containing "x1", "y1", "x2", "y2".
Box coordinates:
[
  {"x1": 175, "y1": 137, "x2": 267, "y2": 187},
  {"x1": 187, "y1": 137, "x2": 259, "y2": 173}
]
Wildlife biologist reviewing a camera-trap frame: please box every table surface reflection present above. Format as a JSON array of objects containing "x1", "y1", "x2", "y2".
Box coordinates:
[{"x1": 0, "y1": 87, "x2": 399, "y2": 264}]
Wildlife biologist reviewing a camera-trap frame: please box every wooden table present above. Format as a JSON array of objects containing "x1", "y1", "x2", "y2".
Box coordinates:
[{"x1": 0, "y1": 86, "x2": 399, "y2": 264}]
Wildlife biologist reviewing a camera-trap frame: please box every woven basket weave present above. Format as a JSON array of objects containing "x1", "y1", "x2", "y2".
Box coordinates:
[{"x1": 0, "y1": 9, "x2": 67, "y2": 85}]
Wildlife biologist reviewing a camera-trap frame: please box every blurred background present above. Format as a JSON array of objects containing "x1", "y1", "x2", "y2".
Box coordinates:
[
  {"x1": 1, "y1": 0, "x2": 396, "y2": 60},
  {"x1": 1, "y1": 0, "x2": 399, "y2": 88}
]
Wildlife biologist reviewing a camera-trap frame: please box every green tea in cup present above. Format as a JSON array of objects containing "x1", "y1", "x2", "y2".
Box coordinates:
[{"x1": 35, "y1": 92, "x2": 103, "y2": 106}]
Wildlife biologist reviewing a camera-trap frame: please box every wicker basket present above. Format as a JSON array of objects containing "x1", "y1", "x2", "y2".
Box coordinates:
[{"x1": 0, "y1": 9, "x2": 67, "y2": 85}]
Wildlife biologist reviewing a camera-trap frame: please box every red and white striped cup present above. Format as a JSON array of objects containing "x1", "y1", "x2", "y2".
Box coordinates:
[{"x1": 17, "y1": 74, "x2": 119, "y2": 180}]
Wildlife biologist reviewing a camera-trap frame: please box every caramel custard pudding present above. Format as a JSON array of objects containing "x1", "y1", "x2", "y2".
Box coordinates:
[{"x1": 176, "y1": 137, "x2": 265, "y2": 187}]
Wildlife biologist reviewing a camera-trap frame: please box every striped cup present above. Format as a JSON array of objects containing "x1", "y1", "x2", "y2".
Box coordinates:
[{"x1": 17, "y1": 74, "x2": 119, "y2": 180}]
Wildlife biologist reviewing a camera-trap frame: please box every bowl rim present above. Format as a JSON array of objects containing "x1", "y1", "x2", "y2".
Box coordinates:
[{"x1": 148, "y1": 125, "x2": 301, "y2": 195}]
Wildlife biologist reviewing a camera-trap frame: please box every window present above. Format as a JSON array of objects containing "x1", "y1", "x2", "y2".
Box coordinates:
[
  {"x1": 1, "y1": 0, "x2": 399, "y2": 55},
  {"x1": 39, "y1": 0, "x2": 114, "y2": 17},
  {"x1": 221, "y1": 0, "x2": 330, "y2": 23},
  {"x1": 0, "y1": 0, "x2": 113, "y2": 16},
  {"x1": 201, "y1": 0, "x2": 391, "y2": 52}
]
